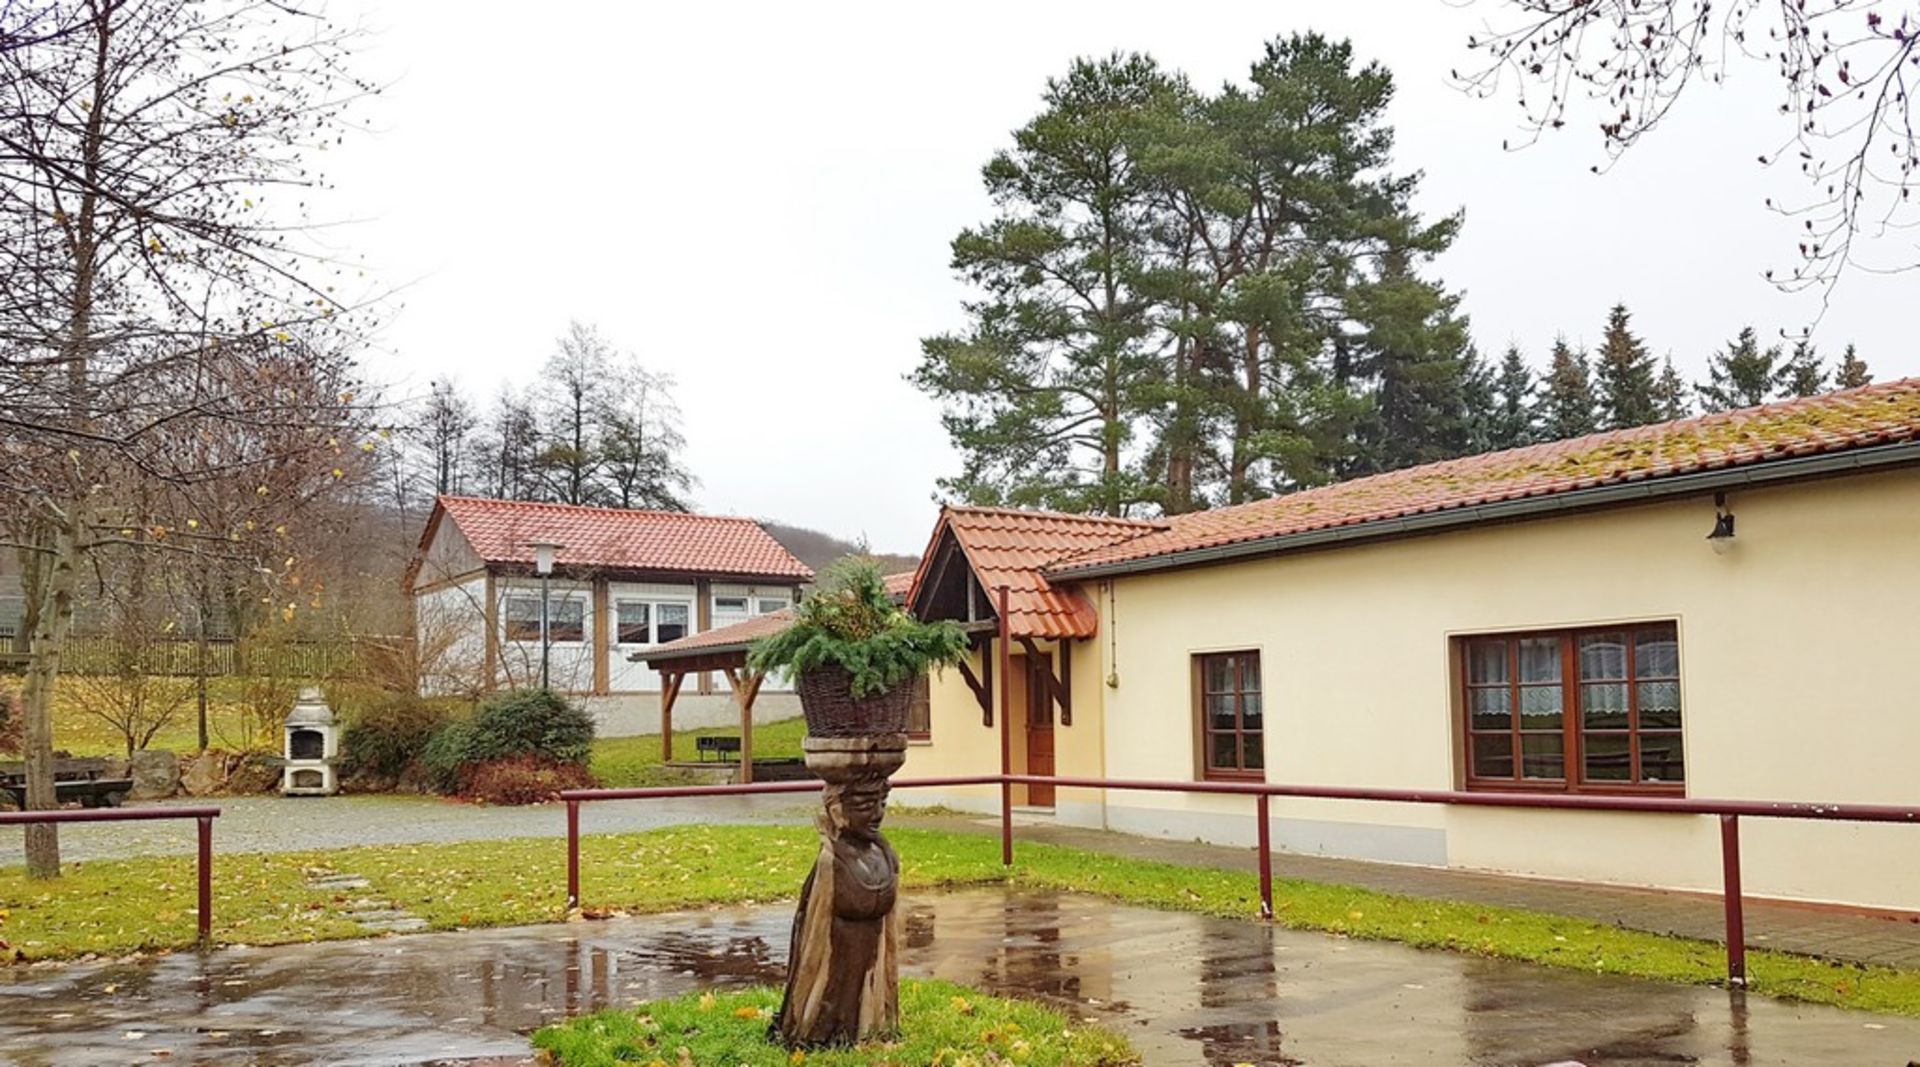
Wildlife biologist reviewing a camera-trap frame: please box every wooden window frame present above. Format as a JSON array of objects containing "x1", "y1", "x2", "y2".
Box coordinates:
[
  {"x1": 1459, "y1": 622, "x2": 1685, "y2": 797},
  {"x1": 1193, "y1": 651, "x2": 1265, "y2": 782}
]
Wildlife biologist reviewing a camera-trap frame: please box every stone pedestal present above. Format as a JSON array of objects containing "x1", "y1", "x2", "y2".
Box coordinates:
[{"x1": 774, "y1": 734, "x2": 907, "y2": 1048}]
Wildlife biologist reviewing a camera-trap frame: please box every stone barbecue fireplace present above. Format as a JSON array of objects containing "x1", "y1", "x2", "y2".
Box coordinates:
[{"x1": 282, "y1": 687, "x2": 339, "y2": 796}]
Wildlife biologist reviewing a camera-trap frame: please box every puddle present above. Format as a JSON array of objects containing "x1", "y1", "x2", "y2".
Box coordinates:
[{"x1": 2, "y1": 887, "x2": 1917, "y2": 1065}]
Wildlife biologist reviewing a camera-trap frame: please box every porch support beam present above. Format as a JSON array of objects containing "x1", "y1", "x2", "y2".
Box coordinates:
[
  {"x1": 722, "y1": 667, "x2": 765, "y2": 784},
  {"x1": 660, "y1": 671, "x2": 685, "y2": 763}
]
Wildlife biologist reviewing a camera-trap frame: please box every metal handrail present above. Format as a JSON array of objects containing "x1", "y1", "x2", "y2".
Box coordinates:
[
  {"x1": 2, "y1": 805, "x2": 221, "y2": 945},
  {"x1": 562, "y1": 774, "x2": 1920, "y2": 985}
]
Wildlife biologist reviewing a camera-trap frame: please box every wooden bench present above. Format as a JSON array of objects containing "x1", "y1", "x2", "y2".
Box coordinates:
[
  {"x1": 0, "y1": 758, "x2": 134, "y2": 809},
  {"x1": 695, "y1": 735, "x2": 742, "y2": 762}
]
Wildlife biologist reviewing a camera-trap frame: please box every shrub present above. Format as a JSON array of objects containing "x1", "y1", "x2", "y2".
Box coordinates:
[
  {"x1": 421, "y1": 688, "x2": 594, "y2": 794},
  {"x1": 457, "y1": 755, "x2": 596, "y2": 805},
  {"x1": 339, "y1": 692, "x2": 451, "y2": 785},
  {"x1": 467, "y1": 688, "x2": 595, "y2": 765},
  {"x1": 747, "y1": 559, "x2": 967, "y2": 696}
]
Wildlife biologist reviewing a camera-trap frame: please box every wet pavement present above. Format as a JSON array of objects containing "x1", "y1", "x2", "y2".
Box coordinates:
[
  {"x1": 3, "y1": 794, "x2": 811, "y2": 864},
  {"x1": 3, "y1": 888, "x2": 1917, "y2": 1066}
]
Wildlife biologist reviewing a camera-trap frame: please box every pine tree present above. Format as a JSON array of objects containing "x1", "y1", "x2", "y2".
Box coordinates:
[
  {"x1": 1592, "y1": 303, "x2": 1660, "y2": 429},
  {"x1": 1697, "y1": 327, "x2": 1784, "y2": 411},
  {"x1": 1535, "y1": 337, "x2": 1597, "y2": 441},
  {"x1": 1487, "y1": 343, "x2": 1535, "y2": 450},
  {"x1": 1651, "y1": 356, "x2": 1691, "y2": 421},
  {"x1": 1834, "y1": 344, "x2": 1872, "y2": 389}
]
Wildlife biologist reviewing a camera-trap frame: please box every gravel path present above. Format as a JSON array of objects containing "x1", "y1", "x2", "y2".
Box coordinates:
[{"x1": 2, "y1": 793, "x2": 813, "y2": 864}]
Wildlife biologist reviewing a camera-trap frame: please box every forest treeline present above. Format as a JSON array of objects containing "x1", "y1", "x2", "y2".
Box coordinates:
[{"x1": 911, "y1": 34, "x2": 1875, "y2": 517}]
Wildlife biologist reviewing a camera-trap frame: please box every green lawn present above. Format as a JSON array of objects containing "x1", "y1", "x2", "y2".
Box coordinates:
[
  {"x1": 533, "y1": 979, "x2": 1140, "y2": 1066},
  {"x1": 4, "y1": 824, "x2": 1920, "y2": 1017},
  {"x1": 589, "y1": 716, "x2": 808, "y2": 787}
]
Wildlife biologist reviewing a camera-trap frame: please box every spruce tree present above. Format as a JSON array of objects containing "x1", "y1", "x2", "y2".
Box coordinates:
[
  {"x1": 1592, "y1": 303, "x2": 1659, "y2": 429},
  {"x1": 1697, "y1": 327, "x2": 1784, "y2": 411},
  {"x1": 1833, "y1": 344, "x2": 1872, "y2": 389},
  {"x1": 1535, "y1": 337, "x2": 1597, "y2": 441},
  {"x1": 1348, "y1": 253, "x2": 1474, "y2": 474},
  {"x1": 1459, "y1": 345, "x2": 1499, "y2": 454},
  {"x1": 1651, "y1": 357, "x2": 1692, "y2": 421},
  {"x1": 1779, "y1": 339, "x2": 1826, "y2": 398},
  {"x1": 1488, "y1": 343, "x2": 1535, "y2": 450}
]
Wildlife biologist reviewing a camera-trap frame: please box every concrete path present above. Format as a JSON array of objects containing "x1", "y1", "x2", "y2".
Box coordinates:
[
  {"x1": 899, "y1": 813, "x2": 1920, "y2": 971},
  {"x1": 1, "y1": 887, "x2": 1915, "y2": 1066},
  {"x1": 1, "y1": 794, "x2": 812, "y2": 865}
]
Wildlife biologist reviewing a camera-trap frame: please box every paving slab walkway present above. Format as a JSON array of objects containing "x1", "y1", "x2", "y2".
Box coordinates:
[
  {"x1": 897, "y1": 812, "x2": 1920, "y2": 970},
  {"x1": 3, "y1": 887, "x2": 1918, "y2": 1066}
]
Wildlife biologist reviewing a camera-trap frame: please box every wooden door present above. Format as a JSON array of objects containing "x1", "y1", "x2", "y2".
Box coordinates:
[{"x1": 1025, "y1": 654, "x2": 1055, "y2": 807}]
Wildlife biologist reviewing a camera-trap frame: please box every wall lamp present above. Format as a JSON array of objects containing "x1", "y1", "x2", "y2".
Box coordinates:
[{"x1": 1707, "y1": 493, "x2": 1736, "y2": 555}]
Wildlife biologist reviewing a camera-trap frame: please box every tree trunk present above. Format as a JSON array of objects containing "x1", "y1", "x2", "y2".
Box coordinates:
[
  {"x1": 1227, "y1": 331, "x2": 1262, "y2": 504},
  {"x1": 19, "y1": 515, "x2": 80, "y2": 879}
]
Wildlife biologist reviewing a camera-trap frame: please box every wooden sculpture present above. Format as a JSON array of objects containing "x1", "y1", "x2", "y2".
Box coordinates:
[{"x1": 774, "y1": 734, "x2": 906, "y2": 1047}]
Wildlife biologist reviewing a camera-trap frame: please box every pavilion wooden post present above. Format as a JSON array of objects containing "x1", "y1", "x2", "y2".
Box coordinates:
[
  {"x1": 660, "y1": 671, "x2": 684, "y2": 763},
  {"x1": 723, "y1": 667, "x2": 765, "y2": 784}
]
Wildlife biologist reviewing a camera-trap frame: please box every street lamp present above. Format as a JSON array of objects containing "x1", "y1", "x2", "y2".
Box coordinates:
[{"x1": 530, "y1": 541, "x2": 564, "y2": 689}]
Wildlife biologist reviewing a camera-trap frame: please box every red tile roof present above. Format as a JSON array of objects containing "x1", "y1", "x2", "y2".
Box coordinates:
[
  {"x1": 1051, "y1": 378, "x2": 1920, "y2": 576},
  {"x1": 638, "y1": 608, "x2": 794, "y2": 664},
  {"x1": 641, "y1": 572, "x2": 925, "y2": 664},
  {"x1": 429, "y1": 496, "x2": 813, "y2": 581},
  {"x1": 910, "y1": 506, "x2": 1167, "y2": 638}
]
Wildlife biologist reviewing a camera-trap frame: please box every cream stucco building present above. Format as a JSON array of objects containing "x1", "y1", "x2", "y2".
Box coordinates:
[{"x1": 887, "y1": 381, "x2": 1920, "y2": 912}]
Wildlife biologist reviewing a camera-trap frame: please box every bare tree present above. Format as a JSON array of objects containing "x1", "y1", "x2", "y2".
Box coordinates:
[
  {"x1": 0, "y1": 0, "x2": 379, "y2": 877},
  {"x1": 536, "y1": 321, "x2": 614, "y2": 505},
  {"x1": 418, "y1": 378, "x2": 475, "y2": 498},
  {"x1": 601, "y1": 363, "x2": 694, "y2": 510},
  {"x1": 1458, "y1": 1, "x2": 1920, "y2": 294}
]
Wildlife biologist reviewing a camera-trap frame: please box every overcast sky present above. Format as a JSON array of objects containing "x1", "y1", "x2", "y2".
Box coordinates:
[{"x1": 323, "y1": 1, "x2": 1915, "y2": 553}]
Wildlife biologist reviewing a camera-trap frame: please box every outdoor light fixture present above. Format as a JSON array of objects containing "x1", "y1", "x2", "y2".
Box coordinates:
[
  {"x1": 528, "y1": 541, "x2": 565, "y2": 688},
  {"x1": 531, "y1": 541, "x2": 562, "y2": 577},
  {"x1": 1707, "y1": 494, "x2": 1736, "y2": 555}
]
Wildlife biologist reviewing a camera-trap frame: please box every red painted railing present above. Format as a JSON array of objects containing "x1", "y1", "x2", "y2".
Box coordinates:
[
  {"x1": 562, "y1": 774, "x2": 1920, "y2": 986},
  {"x1": 1, "y1": 805, "x2": 222, "y2": 945}
]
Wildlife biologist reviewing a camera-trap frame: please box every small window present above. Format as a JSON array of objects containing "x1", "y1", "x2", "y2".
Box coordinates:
[
  {"x1": 615, "y1": 601, "x2": 651, "y2": 645},
  {"x1": 756, "y1": 598, "x2": 789, "y2": 615},
  {"x1": 656, "y1": 602, "x2": 690, "y2": 644},
  {"x1": 504, "y1": 596, "x2": 541, "y2": 642},
  {"x1": 907, "y1": 674, "x2": 931, "y2": 740},
  {"x1": 714, "y1": 595, "x2": 749, "y2": 613},
  {"x1": 1195, "y1": 651, "x2": 1263, "y2": 781},
  {"x1": 548, "y1": 597, "x2": 586, "y2": 643},
  {"x1": 1463, "y1": 622, "x2": 1683, "y2": 793}
]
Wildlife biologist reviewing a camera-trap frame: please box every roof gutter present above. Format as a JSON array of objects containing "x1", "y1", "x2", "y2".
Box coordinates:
[{"x1": 1047, "y1": 439, "x2": 1920, "y2": 581}]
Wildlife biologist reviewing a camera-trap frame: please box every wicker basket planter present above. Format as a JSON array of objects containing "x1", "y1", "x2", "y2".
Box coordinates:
[{"x1": 796, "y1": 666, "x2": 914, "y2": 738}]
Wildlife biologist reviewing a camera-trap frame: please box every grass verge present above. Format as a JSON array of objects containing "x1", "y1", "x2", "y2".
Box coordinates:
[
  {"x1": 589, "y1": 717, "x2": 807, "y2": 787},
  {"x1": 531, "y1": 979, "x2": 1140, "y2": 1066},
  {"x1": 3, "y1": 824, "x2": 1918, "y2": 1017}
]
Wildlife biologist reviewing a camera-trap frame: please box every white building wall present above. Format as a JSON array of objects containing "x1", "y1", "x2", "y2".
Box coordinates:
[
  {"x1": 1094, "y1": 468, "x2": 1920, "y2": 910},
  {"x1": 415, "y1": 575, "x2": 487, "y2": 696}
]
